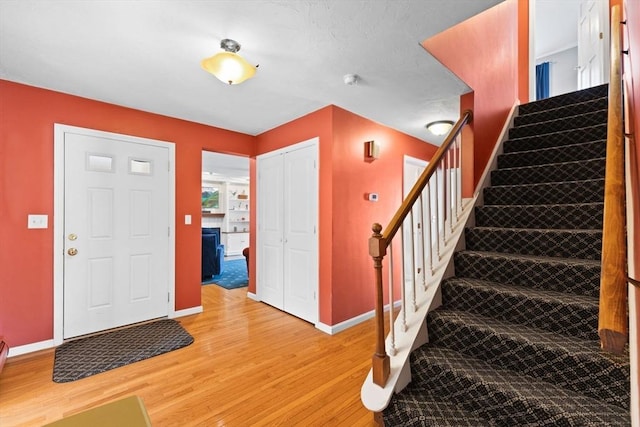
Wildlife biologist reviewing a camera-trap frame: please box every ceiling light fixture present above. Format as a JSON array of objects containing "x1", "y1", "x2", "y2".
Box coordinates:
[
  {"x1": 201, "y1": 38, "x2": 257, "y2": 85},
  {"x1": 426, "y1": 120, "x2": 454, "y2": 136}
]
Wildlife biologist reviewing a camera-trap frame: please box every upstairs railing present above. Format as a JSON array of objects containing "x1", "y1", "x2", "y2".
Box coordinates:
[
  {"x1": 368, "y1": 110, "x2": 472, "y2": 386},
  {"x1": 599, "y1": 4, "x2": 628, "y2": 355}
]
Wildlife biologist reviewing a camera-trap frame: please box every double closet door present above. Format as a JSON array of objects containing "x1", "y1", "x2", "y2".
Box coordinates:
[{"x1": 257, "y1": 138, "x2": 318, "y2": 324}]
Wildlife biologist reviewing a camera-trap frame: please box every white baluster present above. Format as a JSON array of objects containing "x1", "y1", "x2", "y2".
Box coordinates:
[{"x1": 387, "y1": 245, "x2": 396, "y2": 356}]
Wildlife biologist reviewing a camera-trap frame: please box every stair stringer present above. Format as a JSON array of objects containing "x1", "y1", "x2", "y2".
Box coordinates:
[
  {"x1": 361, "y1": 100, "x2": 519, "y2": 414},
  {"x1": 361, "y1": 196, "x2": 476, "y2": 413}
]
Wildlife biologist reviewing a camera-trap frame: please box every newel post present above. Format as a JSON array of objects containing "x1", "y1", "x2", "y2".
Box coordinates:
[{"x1": 369, "y1": 223, "x2": 390, "y2": 387}]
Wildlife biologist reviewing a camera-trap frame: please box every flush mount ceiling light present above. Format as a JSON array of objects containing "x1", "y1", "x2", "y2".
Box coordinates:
[
  {"x1": 426, "y1": 120, "x2": 454, "y2": 136},
  {"x1": 201, "y1": 38, "x2": 257, "y2": 85}
]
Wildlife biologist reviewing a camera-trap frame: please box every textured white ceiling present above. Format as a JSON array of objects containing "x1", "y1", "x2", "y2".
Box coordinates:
[{"x1": 0, "y1": 0, "x2": 502, "y2": 148}]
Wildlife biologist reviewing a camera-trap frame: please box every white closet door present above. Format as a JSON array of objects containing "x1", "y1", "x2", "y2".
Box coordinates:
[
  {"x1": 257, "y1": 153, "x2": 285, "y2": 310},
  {"x1": 283, "y1": 144, "x2": 318, "y2": 324},
  {"x1": 257, "y1": 138, "x2": 318, "y2": 324}
]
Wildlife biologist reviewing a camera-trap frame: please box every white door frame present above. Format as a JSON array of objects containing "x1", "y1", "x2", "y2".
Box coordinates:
[
  {"x1": 53, "y1": 124, "x2": 176, "y2": 345},
  {"x1": 403, "y1": 155, "x2": 428, "y2": 289}
]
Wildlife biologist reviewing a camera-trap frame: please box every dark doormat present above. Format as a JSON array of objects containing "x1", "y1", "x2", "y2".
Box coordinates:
[{"x1": 53, "y1": 319, "x2": 193, "y2": 383}]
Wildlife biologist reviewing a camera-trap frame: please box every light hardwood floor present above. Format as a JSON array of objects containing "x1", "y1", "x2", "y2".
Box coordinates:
[{"x1": 0, "y1": 285, "x2": 379, "y2": 426}]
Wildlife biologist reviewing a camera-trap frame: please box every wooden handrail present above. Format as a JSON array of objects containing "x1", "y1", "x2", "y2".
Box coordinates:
[
  {"x1": 599, "y1": 4, "x2": 628, "y2": 355},
  {"x1": 379, "y1": 110, "x2": 472, "y2": 245},
  {"x1": 368, "y1": 110, "x2": 472, "y2": 386}
]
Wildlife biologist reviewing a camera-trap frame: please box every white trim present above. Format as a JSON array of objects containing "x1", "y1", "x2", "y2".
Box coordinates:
[
  {"x1": 315, "y1": 301, "x2": 402, "y2": 335},
  {"x1": 53, "y1": 124, "x2": 176, "y2": 344},
  {"x1": 625, "y1": 137, "x2": 639, "y2": 427},
  {"x1": 256, "y1": 136, "x2": 318, "y2": 160},
  {"x1": 171, "y1": 306, "x2": 203, "y2": 318},
  {"x1": 529, "y1": 0, "x2": 537, "y2": 103},
  {"x1": 8, "y1": 340, "x2": 56, "y2": 358},
  {"x1": 247, "y1": 291, "x2": 259, "y2": 301}
]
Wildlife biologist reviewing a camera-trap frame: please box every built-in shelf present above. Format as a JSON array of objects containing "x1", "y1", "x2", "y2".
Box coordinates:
[{"x1": 202, "y1": 212, "x2": 225, "y2": 217}]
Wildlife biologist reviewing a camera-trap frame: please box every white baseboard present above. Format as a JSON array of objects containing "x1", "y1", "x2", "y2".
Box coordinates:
[
  {"x1": 315, "y1": 301, "x2": 402, "y2": 335},
  {"x1": 171, "y1": 306, "x2": 203, "y2": 318},
  {"x1": 247, "y1": 292, "x2": 259, "y2": 301},
  {"x1": 8, "y1": 339, "x2": 56, "y2": 358}
]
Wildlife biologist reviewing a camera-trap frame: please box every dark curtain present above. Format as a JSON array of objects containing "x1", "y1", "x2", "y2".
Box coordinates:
[{"x1": 536, "y1": 62, "x2": 550, "y2": 100}]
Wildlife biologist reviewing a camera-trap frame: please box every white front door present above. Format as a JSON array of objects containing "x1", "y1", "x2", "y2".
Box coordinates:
[
  {"x1": 257, "y1": 138, "x2": 318, "y2": 324},
  {"x1": 61, "y1": 128, "x2": 171, "y2": 338},
  {"x1": 578, "y1": 0, "x2": 609, "y2": 89}
]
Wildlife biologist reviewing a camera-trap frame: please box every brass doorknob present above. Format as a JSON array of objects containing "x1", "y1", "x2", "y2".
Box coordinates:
[{"x1": 67, "y1": 248, "x2": 78, "y2": 256}]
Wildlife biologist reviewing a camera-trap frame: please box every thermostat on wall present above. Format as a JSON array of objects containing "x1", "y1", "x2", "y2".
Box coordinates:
[{"x1": 367, "y1": 193, "x2": 379, "y2": 202}]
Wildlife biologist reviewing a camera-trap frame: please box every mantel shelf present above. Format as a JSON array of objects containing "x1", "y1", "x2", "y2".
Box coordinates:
[{"x1": 202, "y1": 212, "x2": 225, "y2": 217}]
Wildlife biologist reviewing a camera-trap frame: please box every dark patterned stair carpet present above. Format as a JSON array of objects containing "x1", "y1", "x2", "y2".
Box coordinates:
[{"x1": 382, "y1": 85, "x2": 631, "y2": 426}]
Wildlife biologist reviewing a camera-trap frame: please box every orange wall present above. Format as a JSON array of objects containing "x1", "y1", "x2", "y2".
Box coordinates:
[
  {"x1": 518, "y1": 0, "x2": 530, "y2": 103},
  {"x1": 255, "y1": 106, "x2": 436, "y2": 325},
  {"x1": 253, "y1": 106, "x2": 334, "y2": 323},
  {"x1": 330, "y1": 106, "x2": 437, "y2": 324},
  {"x1": 422, "y1": 0, "x2": 520, "y2": 189},
  {"x1": 0, "y1": 80, "x2": 254, "y2": 347}
]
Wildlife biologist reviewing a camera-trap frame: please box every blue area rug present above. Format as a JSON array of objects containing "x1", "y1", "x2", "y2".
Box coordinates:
[{"x1": 202, "y1": 258, "x2": 248, "y2": 289}]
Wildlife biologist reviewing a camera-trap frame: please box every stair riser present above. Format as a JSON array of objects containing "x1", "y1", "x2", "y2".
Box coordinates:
[
  {"x1": 503, "y1": 124, "x2": 607, "y2": 153},
  {"x1": 497, "y1": 141, "x2": 606, "y2": 169},
  {"x1": 465, "y1": 228, "x2": 602, "y2": 260},
  {"x1": 475, "y1": 204, "x2": 603, "y2": 230},
  {"x1": 515, "y1": 97, "x2": 608, "y2": 126},
  {"x1": 454, "y1": 252, "x2": 600, "y2": 297},
  {"x1": 491, "y1": 158, "x2": 605, "y2": 186},
  {"x1": 518, "y1": 84, "x2": 608, "y2": 115},
  {"x1": 509, "y1": 109, "x2": 607, "y2": 139},
  {"x1": 483, "y1": 179, "x2": 604, "y2": 206},
  {"x1": 425, "y1": 315, "x2": 630, "y2": 410},
  {"x1": 441, "y1": 279, "x2": 598, "y2": 340}
]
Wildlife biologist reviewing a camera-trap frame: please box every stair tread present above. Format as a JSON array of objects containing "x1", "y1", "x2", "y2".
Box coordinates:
[
  {"x1": 410, "y1": 345, "x2": 630, "y2": 425},
  {"x1": 443, "y1": 277, "x2": 599, "y2": 309},
  {"x1": 496, "y1": 157, "x2": 605, "y2": 173},
  {"x1": 458, "y1": 250, "x2": 600, "y2": 267},
  {"x1": 428, "y1": 308, "x2": 615, "y2": 359},
  {"x1": 442, "y1": 277, "x2": 599, "y2": 339},
  {"x1": 515, "y1": 97, "x2": 607, "y2": 125},
  {"x1": 472, "y1": 226, "x2": 601, "y2": 234}
]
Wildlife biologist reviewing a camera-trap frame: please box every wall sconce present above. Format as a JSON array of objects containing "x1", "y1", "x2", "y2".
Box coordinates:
[
  {"x1": 426, "y1": 120, "x2": 454, "y2": 136},
  {"x1": 364, "y1": 140, "x2": 379, "y2": 161}
]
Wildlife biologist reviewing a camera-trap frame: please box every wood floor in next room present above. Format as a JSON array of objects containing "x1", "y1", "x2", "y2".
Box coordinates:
[{"x1": 0, "y1": 285, "x2": 378, "y2": 426}]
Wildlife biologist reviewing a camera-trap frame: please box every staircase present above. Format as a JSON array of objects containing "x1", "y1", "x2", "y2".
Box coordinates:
[{"x1": 382, "y1": 85, "x2": 631, "y2": 426}]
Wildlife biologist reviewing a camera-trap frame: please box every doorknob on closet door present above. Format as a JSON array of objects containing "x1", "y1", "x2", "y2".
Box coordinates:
[{"x1": 67, "y1": 248, "x2": 78, "y2": 256}]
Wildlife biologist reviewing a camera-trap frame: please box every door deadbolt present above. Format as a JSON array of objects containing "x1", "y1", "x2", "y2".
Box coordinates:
[
  {"x1": 68, "y1": 233, "x2": 78, "y2": 241},
  {"x1": 67, "y1": 248, "x2": 78, "y2": 256}
]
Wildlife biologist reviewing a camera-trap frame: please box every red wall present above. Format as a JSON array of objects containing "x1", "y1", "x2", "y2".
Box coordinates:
[
  {"x1": 422, "y1": 0, "x2": 520, "y2": 189},
  {"x1": 255, "y1": 106, "x2": 436, "y2": 325},
  {"x1": 0, "y1": 80, "x2": 254, "y2": 347}
]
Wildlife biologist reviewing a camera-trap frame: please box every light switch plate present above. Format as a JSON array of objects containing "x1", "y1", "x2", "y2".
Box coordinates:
[
  {"x1": 28, "y1": 214, "x2": 48, "y2": 229},
  {"x1": 185, "y1": 214, "x2": 192, "y2": 225}
]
